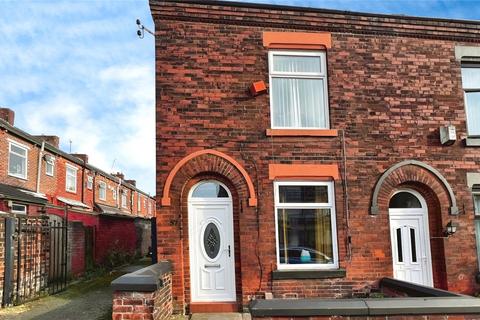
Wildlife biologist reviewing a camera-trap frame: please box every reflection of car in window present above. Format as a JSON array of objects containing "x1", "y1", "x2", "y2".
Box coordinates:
[{"x1": 279, "y1": 247, "x2": 332, "y2": 264}]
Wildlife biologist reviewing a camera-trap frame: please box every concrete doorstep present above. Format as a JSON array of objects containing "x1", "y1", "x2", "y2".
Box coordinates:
[{"x1": 190, "y1": 313, "x2": 251, "y2": 320}]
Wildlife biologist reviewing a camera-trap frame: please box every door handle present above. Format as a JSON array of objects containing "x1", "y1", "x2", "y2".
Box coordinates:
[
  {"x1": 204, "y1": 264, "x2": 220, "y2": 268},
  {"x1": 228, "y1": 245, "x2": 231, "y2": 257}
]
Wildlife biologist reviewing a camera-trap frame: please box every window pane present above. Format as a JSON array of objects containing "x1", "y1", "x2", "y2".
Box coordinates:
[
  {"x1": 466, "y1": 92, "x2": 480, "y2": 136},
  {"x1": 462, "y1": 67, "x2": 480, "y2": 89},
  {"x1": 279, "y1": 185, "x2": 328, "y2": 203},
  {"x1": 273, "y1": 55, "x2": 322, "y2": 73},
  {"x1": 46, "y1": 162, "x2": 54, "y2": 175},
  {"x1": 389, "y1": 192, "x2": 422, "y2": 208},
  {"x1": 474, "y1": 194, "x2": 480, "y2": 215},
  {"x1": 9, "y1": 153, "x2": 26, "y2": 176},
  {"x1": 278, "y1": 208, "x2": 333, "y2": 265},
  {"x1": 475, "y1": 220, "x2": 480, "y2": 266},
  {"x1": 271, "y1": 78, "x2": 326, "y2": 128},
  {"x1": 11, "y1": 144, "x2": 26, "y2": 156},
  {"x1": 396, "y1": 228, "x2": 403, "y2": 263},
  {"x1": 410, "y1": 228, "x2": 417, "y2": 263},
  {"x1": 192, "y1": 182, "x2": 229, "y2": 198}
]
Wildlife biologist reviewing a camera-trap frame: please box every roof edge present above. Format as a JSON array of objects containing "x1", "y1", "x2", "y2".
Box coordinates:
[{"x1": 155, "y1": 0, "x2": 480, "y2": 26}]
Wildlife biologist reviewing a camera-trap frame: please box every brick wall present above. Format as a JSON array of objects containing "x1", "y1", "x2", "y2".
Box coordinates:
[
  {"x1": 112, "y1": 272, "x2": 173, "y2": 320},
  {"x1": 152, "y1": 0, "x2": 480, "y2": 311},
  {"x1": 96, "y1": 215, "x2": 137, "y2": 264},
  {"x1": 68, "y1": 221, "x2": 86, "y2": 276}
]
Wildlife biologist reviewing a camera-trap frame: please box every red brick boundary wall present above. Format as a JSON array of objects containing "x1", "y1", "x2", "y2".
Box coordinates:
[{"x1": 111, "y1": 262, "x2": 173, "y2": 320}]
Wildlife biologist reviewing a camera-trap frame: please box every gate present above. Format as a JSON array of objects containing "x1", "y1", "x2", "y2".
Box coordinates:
[{"x1": 2, "y1": 215, "x2": 68, "y2": 307}]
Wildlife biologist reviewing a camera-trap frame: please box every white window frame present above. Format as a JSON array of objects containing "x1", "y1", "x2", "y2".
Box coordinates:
[
  {"x1": 11, "y1": 203, "x2": 27, "y2": 215},
  {"x1": 45, "y1": 156, "x2": 55, "y2": 177},
  {"x1": 65, "y1": 164, "x2": 78, "y2": 193},
  {"x1": 87, "y1": 176, "x2": 93, "y2": 190},
  {"x1": 462, "y1": 63, "x2": 480, "y2": 136},
  {"x1": 474, "y1": 192, "x2": 480, "y2": 216},
  {"x1": 137, "y1": 195, "x2": 141, "y2": 213},
  {"x1": 121, "y1": 191, "x2": 127, "y2": 208},
  {"x1": 8, "y1": 141, "x2": 29, "y2": 179},
  {"x1": 99, "y1": 181, "x2": 107, "y2": 201},
  {"x1": 274, "y1": 181, "x2": 338, "y2": 270},
  {"x1": 268, "y1": 50, "x2": 330, "y2": 130}
]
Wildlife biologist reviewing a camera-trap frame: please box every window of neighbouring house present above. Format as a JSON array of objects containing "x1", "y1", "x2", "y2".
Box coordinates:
[
  {"x1": 8, "y1": 141, "x2": 28, "y2": 179},
  {"x1": 99, "y1": 181, "x2": 106, "y2": 200},
  {"x1": 87, "y1": 176, "x2": 93, "y2": 190},
  {"x1": 461, "y1": 63, "x2": 480, "y2": 136},
  {"x1": 269, "y1": 51, "x2": 329, "y2": 129},
  {"x1": 473, "y1": 190, "x2": 480, "y2": 267},
  {"x1": 121, "y1": 191, "x2": 127, "y2": 208},
  {"x1": 274, "y1": 181, "x2": 338, "y2": 270},
  {"x1": 65, "y1": 164, "x2": 77, "y2": 193},
  {"x1": 137, "y1": 195, "x2": 141, "y2": 213},
  {"x1": 148, "y1": 202, "x2": 152, "y2": 215},
  {"x1": 11, "y1": 203, "x2": 27, "y2": 214},
  {"x1": 45, "y1": 155, "x2": 55, "y2": 176},
  {"x1": 112, "y1": 189, "x2": 117, "y2": 201}
]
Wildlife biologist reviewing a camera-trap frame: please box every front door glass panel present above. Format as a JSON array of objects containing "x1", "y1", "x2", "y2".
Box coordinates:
[{"x1": 204, "y1": 222, "x2": 221, "y2": 259}]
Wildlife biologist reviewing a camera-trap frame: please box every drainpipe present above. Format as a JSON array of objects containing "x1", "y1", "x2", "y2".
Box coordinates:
[
  {"x1": 81, "y1": 162, "x2": 85, "y2": 204},
  {"x1": 36, "y1": 141, "x2": 45, "y2": 193},
  {"x1": 92, "y1": 173, "x2": 96, "y2": 207}
]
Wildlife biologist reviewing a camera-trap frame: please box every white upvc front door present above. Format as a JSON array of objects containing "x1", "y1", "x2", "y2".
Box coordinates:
[
  {"x1": 188, "y1": 201, "x2": 236, "y2": 302},
  {"x1": 389, "y1": 212, "x2": 433, "y2": 286}
]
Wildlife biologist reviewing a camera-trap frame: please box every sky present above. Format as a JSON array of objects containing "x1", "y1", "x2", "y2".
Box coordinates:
[{"x1": 0, "y1": 0, "x2": 478, "y2": 196}]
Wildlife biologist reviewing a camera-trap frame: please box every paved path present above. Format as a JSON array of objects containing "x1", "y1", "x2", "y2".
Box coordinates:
[{"x1": 0, "y1": 264, "x2": 147, "y2": 320}]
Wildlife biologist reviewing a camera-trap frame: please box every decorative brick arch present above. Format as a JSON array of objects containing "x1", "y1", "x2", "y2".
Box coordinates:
[
  {"x1": 370, "y1": 160, "x2": 458, "y2": 215},
  {"x1": 160, "y1": 149, "x2": 257, "y2": 207}
]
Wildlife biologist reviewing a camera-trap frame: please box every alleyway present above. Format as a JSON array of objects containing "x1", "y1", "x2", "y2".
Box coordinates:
[{"x1": 0, "y1": 263, "x2": 148, "y2": 320}]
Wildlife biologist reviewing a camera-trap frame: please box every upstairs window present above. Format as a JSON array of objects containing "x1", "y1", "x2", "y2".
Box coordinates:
[
  {"x1": 99, "y1": 181, "x2": 106, "y2": 201},
  {"x1": 66, "y1": 165, "x2": 77, "y2": 193},
  {"x1": 121, "y1": 191, "x2": 127, "y2": 208},
  {"x1": 112, "y1": 189, "x2": 117, "y2": 201},
  {"x1": 8, "y1": 141, "x2": 28, "y2": 179},
  {"x1": 269, "y1": 51, "x2": 329, "y2": 129},
  {"x1": 87, "y1": 176, "x2": 93, "y2": 190},
  {"x1": 45, "y1": 155, "x2": 55, "y2": 176},
  {"x1": 137, "y1": 195, "x2": 141, "y2": 213},
  {"x1": 462, "y1": 63, "x2": 480, "y2": 136}
]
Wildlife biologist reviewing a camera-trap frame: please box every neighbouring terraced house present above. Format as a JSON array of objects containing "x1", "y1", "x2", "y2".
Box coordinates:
[
  {"x1": 0, "y1": 108, "x2": 155, "y2": 286},
  {"x1": 151, "y1": 0, "x2": 480, "y2": 314}
]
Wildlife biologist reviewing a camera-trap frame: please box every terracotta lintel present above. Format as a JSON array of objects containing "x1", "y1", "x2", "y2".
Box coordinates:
[
  {"x1": 263, "y1": 31, "x2": 332, "y2": 49},
  {"x1": 269, "y1": 164, "x2": 340, "y2": 180}
]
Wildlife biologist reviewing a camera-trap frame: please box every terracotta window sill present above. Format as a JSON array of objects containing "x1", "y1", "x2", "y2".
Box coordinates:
[{"x1": 266, "y1": 129, "x2": 338, "y2": 137}]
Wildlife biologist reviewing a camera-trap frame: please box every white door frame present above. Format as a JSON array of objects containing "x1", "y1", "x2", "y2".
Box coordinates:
[
  {"x1": 188, "y1": 181, "x2": 236, "y2": 302},
  {"x1": 388, "y1": 189, "x2": 434, "y2": 287}
]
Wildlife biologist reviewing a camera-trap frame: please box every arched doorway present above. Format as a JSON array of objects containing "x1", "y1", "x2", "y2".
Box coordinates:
[
  {"x1": 388, "y1": 189, "x2": 433, "y2": 286},
  {"x1": 188, "y1": 180, "x2": 236, "y2": 302}
]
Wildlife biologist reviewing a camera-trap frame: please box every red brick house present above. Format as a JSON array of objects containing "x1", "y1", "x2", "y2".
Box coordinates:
[
  {"x1": 0, "y1": 108, "x2": 156, "y2": 275},
  {"x1": 151, "y1": 0, "x2": 480, "y2": 314}
]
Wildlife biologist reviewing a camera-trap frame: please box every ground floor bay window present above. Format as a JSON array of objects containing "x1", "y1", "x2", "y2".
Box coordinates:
[{"x1": 274, "y1": 181, "x2": 338, "y2": 269}]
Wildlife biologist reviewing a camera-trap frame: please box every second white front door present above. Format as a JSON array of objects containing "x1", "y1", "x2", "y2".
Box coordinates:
[
  {"x1": 389, "y1": 190, "x2": 433, "y2": 287},
  {"x1": 188, "y1": 182, "x2": 236, "y2": 302}
]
